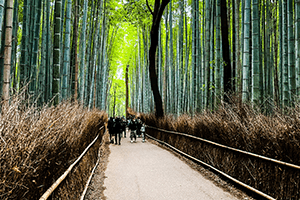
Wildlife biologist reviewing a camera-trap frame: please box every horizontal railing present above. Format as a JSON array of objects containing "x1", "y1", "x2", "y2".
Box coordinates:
[
  {"x1": 146, "y1": 125, "x2": 300, "y2": 170},
  {"x1": 40, "y1": 126, "x2": 105, "y2": 200},
  {"x1": 146, "y1": 124, "x2": 300, "y2": 200}
]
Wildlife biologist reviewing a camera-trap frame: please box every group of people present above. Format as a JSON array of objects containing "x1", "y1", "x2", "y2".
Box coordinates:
[{"x1": 107, "y1": 115, "x2": 145, "y2": 145}]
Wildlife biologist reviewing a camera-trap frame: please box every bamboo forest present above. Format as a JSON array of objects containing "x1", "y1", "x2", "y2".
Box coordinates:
[
  {"x1": 0, "y1": 0, "x2": 299, "y2": 116},
  {"x1": 2, "y1": 0, "x2": 300, "y2": 199}
]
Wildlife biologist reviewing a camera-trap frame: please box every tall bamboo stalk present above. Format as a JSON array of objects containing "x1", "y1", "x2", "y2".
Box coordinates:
[
  {"x1": 85, "y1": 0, "x2": 96, "y2": 106},
  {"x1": 11, "y1": 0, "x2": 18, "y2": 92},
  {"x1": 62, "y1": 0, "x2": 72, "y2": 100},
  {"x1": 209, "y1": 0, "x2": 215, "y2": 109},
  {"x1": 252, "y1": 0, "x2": 261, "y2": 105},
  {"x1": 30, "y1": 0, "x2": 42, "y2": 97},
  {"x1": 20, "y1": 0, "x2": 29, "y2": 88},
  {"x1": 79, "y1": 0, "x2": 88, "y2": 103},
  {"x1": 205, "y1": 0, "x2": 210, "y2": 108},
  {"x1": 52, "y1": 0, "x2": 62, "y2": 105},
  {"x1": 2, "y1": 0, "x2": 13, "y2": 109},
  {"x1": 164, "y1": 8, "x2": 169, "y2": 113},
  {"x1": 287, "y1": 0, "x2": 295, "y2": 105},
  {"x1": 38, "y1": 0, "x2": 47, "y2": 105},
  {"x1": 45, "y1": 0, "x2": 52, "y2": 102},
  {"x1": 190, "y1": 0, "x2": 196, "y2": 113},
  {"x1": 71, "y1": 0, "x2": 79, "y2": 100},
  {"x1": 169, "y1": 0, "x2": 174, "y2": 114},
  {"x1": 242, "y1": 0, "x2": 250, "y2": 101},
  {"x1": 89, "y1": 0, "x2": 104, "y2": 109},
  {"x1": 282, "y1": 0, "x2": 289, "y2": 106},
  {"x1": 0, "y1": 0, "x2": 5, "y2": 43},
  {"x1": 215, "y1": 0, "x2": 221, "y2": 104},
  {"x1": 296, "y1": 0, "x2": 300, "y2": 96}
]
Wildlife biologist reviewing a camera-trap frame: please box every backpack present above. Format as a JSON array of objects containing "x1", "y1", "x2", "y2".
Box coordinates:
[
  {"x1": 141, "y1": 125, "x2": 145, "y2": 132},
  {"x1": 112, "y1": 119, "x2": 116, "y2": 129}
]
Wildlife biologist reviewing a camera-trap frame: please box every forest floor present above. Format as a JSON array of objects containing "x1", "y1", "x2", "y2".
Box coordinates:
[{"x1": 85, "y1": 130, "x2": 254, "y2": 200}]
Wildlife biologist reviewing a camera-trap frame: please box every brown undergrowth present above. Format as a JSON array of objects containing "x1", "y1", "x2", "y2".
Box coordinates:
[
  {"x1": 0, "y1": 94, "x2": 107, "y2": 199},
  {"x1": 140, "y1": 103, "x2": 300, "y2": 200}
]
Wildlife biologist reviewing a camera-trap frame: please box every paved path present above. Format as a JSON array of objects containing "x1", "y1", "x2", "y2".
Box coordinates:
[{"x1": 103, "y1": 135, "x2": 238, "y2": 200}]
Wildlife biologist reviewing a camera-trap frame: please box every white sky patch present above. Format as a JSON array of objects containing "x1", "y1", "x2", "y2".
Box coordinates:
[{"x1": 116, "y1": 61, "x2": 123, "y2": 79}]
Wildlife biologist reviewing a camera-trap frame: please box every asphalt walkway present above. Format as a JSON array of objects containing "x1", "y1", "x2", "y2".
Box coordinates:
[{"x1": 103, "y1": 134, "x2": 238, "y2": 200}]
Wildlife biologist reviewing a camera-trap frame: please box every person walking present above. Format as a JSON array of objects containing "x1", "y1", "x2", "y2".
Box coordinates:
[
  {"x1": 140, "y1": 123, "x2": 146, "y2": 143},
  {"x1": 128, "y1": 118, "x2": 138, "y2": 143}
]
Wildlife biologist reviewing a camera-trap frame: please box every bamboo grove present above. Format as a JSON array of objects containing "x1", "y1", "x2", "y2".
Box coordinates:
[
  {"x1": 125, "y1": 0, "x2": 300, "y2": 116},
  {"x1": 0, "y1": 0, "x2": 117, "y2": 110},
  {"x1": 1, "y1": 0, "x2": 300, "y2": 116}
]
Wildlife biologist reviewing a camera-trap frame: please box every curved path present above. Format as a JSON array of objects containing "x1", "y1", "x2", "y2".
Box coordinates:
[{"x1": 103, "y1": 135, "x2": 238, "y2": 200}]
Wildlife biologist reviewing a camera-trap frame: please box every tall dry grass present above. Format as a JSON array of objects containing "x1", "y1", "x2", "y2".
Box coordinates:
[
  {"x1": 0, "y1": 93, "x2": 107, "y2": 199},
  {"x1": 141, "y1": 102, "x2": 300, "y2": 199}
]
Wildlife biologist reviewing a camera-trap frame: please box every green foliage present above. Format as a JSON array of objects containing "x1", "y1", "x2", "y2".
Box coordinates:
[
  {"x1": 108, "y1": 23, "x2": 137, "y2": 77},
  {"x1": 107, "y1": 22, "x2": 138, "y2": 114},
  {"x1": 123, "y1": 0, "x2": 153, "y2": 26},
  {"x1": 109, "y1": 78, "x2": 126, "y2": 116}
]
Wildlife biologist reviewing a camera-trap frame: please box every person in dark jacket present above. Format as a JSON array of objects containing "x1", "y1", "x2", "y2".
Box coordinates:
[
  {"x1": 121, "y1": 116, "x2": 127, "y2": 137},
  {"x1": 107, "y1": 117, "x2": 115, "y2": 143},
  {"x1": 128, "y1": 118, "x2": 138, "y2": 143},
  {"x1": 136, "y1": 117, "x2": 143, "y2": 137},
  {"x1": 107, "y1": 117, "x2": 122, "y2": 145},
  {"x1": 114, "y1": 117, "x2": 122, "y2": 145}
]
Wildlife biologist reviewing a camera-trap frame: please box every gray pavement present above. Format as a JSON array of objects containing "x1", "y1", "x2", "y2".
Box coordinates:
[{"x1": 103, "y1": 134, "x2": 238, "y2": 200}]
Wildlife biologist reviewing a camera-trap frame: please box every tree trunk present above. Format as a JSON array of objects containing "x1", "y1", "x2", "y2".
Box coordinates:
[
  {"x1": 126, "y1": 64, "x2": 129, "y2": 118},
  {"x1": 148, "y1": 0, "x2": 170, "y2": 117}
]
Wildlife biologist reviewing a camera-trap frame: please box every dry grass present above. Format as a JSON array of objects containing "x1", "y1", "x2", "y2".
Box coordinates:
[
  {"x1": 0, "y1": 93, "x2": 107, "y2": 199},
  {"x1": 141, "y1": 102, "x2": 300, "y2": 200}
]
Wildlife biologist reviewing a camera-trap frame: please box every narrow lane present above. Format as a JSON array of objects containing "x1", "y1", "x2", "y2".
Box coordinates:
[{"x1": 104, "y1": 134, "x2": 238, "y2": 200}]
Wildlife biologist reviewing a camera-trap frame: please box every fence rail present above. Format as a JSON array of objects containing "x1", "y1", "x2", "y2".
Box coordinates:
[
  {"x1": 39, "y1": 126, "x2": 105, "y2": 200},
  {"x1": 146, "y1": 124, "x2": 300, "y2": 200},
  {"x1": 146, "y1": 125, "x2": 300, "y2": 170},
  {"x1": 80, "y1": 129, "x2": 107, "y2": 200}
]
